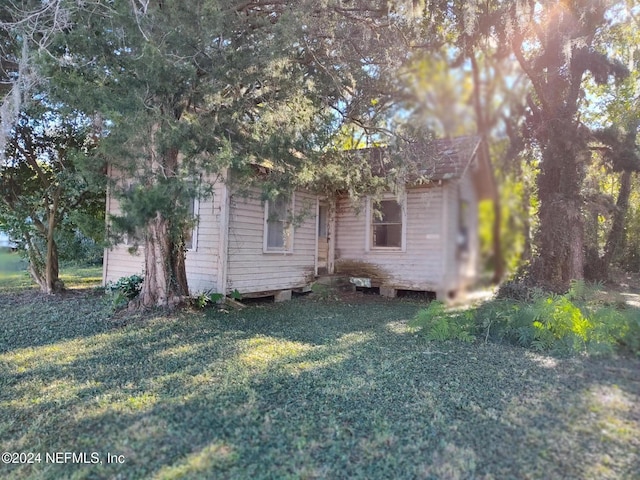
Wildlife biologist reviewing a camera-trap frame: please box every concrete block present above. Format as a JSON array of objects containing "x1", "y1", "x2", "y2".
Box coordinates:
[
  {"x1": 274, "y1": 290, "x2": 292, "y2": 302},
  {"x1": 380, "y1": 286, "x2": 397, "y2": 298}
]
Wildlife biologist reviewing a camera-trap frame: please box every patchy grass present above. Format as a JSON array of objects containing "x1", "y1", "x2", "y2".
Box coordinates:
[
  {"x1": 0, "y1": 292, "x2": 639, "y2": 479},
  {"x1": 0, "y1": 250, "x2": 30, "y2": 291},
  {"x1": 0, "y1": 250, "x2": 101, "y2": 292},
  {"x1": 59, "y1": 264, "x2": 103, "y2": 289}
]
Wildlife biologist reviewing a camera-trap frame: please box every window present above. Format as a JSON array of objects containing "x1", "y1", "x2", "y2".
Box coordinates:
[
  {"x1": 457, "y1": 198, "x2": 469, "y2": 254},
  {"x1": 264, "y1": 194, "x2": 293, "y2": 252},
  {"x1": 184, "y1": 196, "x2": 199, "y2": 251},
  {"x1": 367, "y1": 196, "x2": 406, "y2": 251},
  {"x1": 124, "y1": 182, "x2": 144, "y2": 246}
]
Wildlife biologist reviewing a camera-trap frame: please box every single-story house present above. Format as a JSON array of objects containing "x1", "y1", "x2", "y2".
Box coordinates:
[{"x1": 103, "y1": 135, "x2": 495, "y2": 300}]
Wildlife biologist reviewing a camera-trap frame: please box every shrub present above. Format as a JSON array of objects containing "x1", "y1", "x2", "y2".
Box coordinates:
[
  {"x1": 410, "y1": 301, "x2": 476, "y2": 343},
  {"x1": 105, "y1": 274, "x2": 143, "y2": 310},
  {"x1": 475, "y1": 281, "x2": 640, "y2": 357},
  {"x1": 191, "y1": 290, "x2": 224, "y2": 309}
]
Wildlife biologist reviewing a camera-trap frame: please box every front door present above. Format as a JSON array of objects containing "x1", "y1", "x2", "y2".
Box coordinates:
[{"x1": 317, "y1": 203, "x2": 329, "y2": 274}]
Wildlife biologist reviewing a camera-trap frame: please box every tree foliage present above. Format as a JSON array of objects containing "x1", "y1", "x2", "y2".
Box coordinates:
[
  {"x1": 40, "y1": 0, "x2": 417, "y2": 307},
  {"x1": 0, "y1": 105, "x2": 105, "y2": 292},
  {"x1": 420, "y1": 0, "x2": 634, "y2": 291}
]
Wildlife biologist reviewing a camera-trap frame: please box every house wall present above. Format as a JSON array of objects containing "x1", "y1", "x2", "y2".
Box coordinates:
[
  {"x1": 103, "y1": 179, "x2": 226, "y2": 294},
  {"x1": 457, "y1": 170, "x2": 480, "y2": 286},
  {"x1": 442, "y1": 183, "x2": 459, "y2": 290},
  {"x1": 334, "y1": 186, "x2": 447, "y2": 291},
  {"x1": 225, "y1": 190, "x2": 318, "y2": 294}
]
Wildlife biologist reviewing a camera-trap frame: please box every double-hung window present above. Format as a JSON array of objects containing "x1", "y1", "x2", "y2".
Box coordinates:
[
  {"x1": 367, "y1": 196, "x2": 406, "y2": 251},
  {"x1": 264, "y1": 194, "x2": 294, "y2": 252}
]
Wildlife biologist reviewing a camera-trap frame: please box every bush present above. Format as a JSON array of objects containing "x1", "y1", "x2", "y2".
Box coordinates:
[
  {"x1": 191, "y1": 290, "x2": 224, "y2": 309},
  {"x1": 413, "y1": 281, "x2": 640, "y2": 357},
  {"x1": 105, "y1": 274, "x2": 143, "y2": 310},
  {"x1": 476, "y1": 281, "x2": 640, "y2": 356}
]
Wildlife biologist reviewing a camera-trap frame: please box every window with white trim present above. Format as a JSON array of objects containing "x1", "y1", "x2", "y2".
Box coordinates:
[
  {"x1": 368, "y1": 196, "x2": 406, "y2": 250},
  {"x1": 264, "y1": 194, "x2": 293, "y2": 252}
]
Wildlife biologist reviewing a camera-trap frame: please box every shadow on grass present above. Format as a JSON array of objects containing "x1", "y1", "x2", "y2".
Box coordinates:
[
  {"x1": 1, "y1": 296, "x2": 639, "y2": 479},
  {"x1": 0, "y1": 290, "x2": 114, "y2": 353}
]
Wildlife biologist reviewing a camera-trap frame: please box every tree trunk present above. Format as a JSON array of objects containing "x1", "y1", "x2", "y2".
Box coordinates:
[
  {"x1": 25, "y1": 212, "x2": 64, "y2": 294},
  {"x1": 137, "y1": 212, "x2": 189, "y2": 308},
  {"x1": 521, "y1": 176, "x2": 532, "y2": 262},
  {"x1": 586, "y1": 170, "x2": 632, "y2": 281},
  {"x1": 44, "y1": 203, "x2": 64, "y2": 294},
  {"x1": 531, "y1": 133, "x2": 586, "y2": 292},
  {"x1": 135, "y1": 144, "x2": 190, "y2": 308},
  {"x1": 44, "y1": 235, "x2": 63, "y2": 294}
]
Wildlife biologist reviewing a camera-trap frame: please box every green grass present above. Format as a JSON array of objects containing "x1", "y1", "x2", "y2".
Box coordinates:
[
  {"x1": 0, "y1": 250, "x2": 102, "y2": 292},
  {"x1": 0, "y1": 292, "x2": 639, "y2": 479},
  {"x1": 0, "y1": 250, "x2": 30, "y2": 290}
]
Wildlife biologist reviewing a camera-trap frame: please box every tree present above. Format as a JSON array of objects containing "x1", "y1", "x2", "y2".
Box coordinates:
[
  {"x1": 421, "y1": 0, "x2": 631, "y2": 291},
  {"x1": 41, "y1": 1, "x2": 419, "y2": 307},
  {"x1": 0, "y1": 106, "x2": 104, "y2": 293},
  {"x1": 582, "y1": 4, "x2": 640, "y2": 280},
  {"x1": 0, "y1": 1, "x2": 74, "y2": 160}
]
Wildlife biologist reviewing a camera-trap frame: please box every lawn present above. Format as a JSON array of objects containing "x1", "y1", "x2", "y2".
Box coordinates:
[
  {"x1": 0, "y1": 250, "x2": 102, "y2": 292},
  {"x1": 0, "y1": 289, "x2": 639, "y2": 479}
]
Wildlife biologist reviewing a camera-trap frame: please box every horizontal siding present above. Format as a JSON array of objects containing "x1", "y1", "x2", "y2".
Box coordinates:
[
  {"x1": 226, "y1": 190, "x2": 317, "y2": 294},
  {"x1": 334, "y1": 187, "x2": 446, "y2": 290},
  {"x1": 104, "y1": 247, "x2": 145, "y2": 281},
  {"x1": 183, "y1": 180, "x2": 226, "y2": 293},
  {"x1": 104, "y1": 179, "x2": 225, "y2": 294}
]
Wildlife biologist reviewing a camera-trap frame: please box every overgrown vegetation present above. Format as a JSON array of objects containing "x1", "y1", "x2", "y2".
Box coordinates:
[
  {"x1": 409, "y1": 301, "x2": 475, "y2": 343},
  {"x1": 412, "y1": 281, "x2": 640, "y2": 357},
  {"x1": 1, "y1": 291, "x2": 639, "y2": 479},
  {"x1": 104, "y1": 274, "x2": 143, "y2": 310}
]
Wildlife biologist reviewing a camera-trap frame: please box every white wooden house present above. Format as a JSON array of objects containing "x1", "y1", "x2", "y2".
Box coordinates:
[
  {"x1": 102, "y1": 136, "x2": 495, "y2": 300},
  {"x1": 331, "y1": 136, "x2": 495, "y2": 300}
]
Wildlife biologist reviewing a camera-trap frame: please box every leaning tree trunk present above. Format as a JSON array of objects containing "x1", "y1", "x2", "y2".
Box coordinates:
[
  {"x1": 586, "y1": 170, "x2": 633, "y2": 281},
  {"x1": 531, "y1": 132, "x2": 586, "y2": 292}
]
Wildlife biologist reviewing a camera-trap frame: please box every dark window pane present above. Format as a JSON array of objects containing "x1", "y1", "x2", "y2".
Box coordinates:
[
  {"x1": 318, "y1": 205, "x2": 328, "y2": 237},
  {"x1": 374, "y1": 200, "x2": 402, "y2": 224},
  {"x1": 267, "y1": 221, "x2": 285, "y2": 248},
  {"x1": 373, "y1": 224, "x2": 402, "y2": 247}
]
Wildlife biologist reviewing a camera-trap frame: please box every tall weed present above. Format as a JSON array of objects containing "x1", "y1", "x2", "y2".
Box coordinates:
[
  {"x1": 476, "y1": 281, "x2": 640, "y2": 356},
  {"x1": 416, "y1": 281, "x2": 640, "y2": 357},
  {"x1": 410, "y1": 301, "x2": 475, "y2": 343}
]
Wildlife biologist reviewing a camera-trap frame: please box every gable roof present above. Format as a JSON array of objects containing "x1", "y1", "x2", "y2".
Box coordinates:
[
  {"x1": 404, "y1": 135, "x2": 482, "y2": 181},
  {"x1": 351, "y1": 135, "x2": 495, "y2": 200}
]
